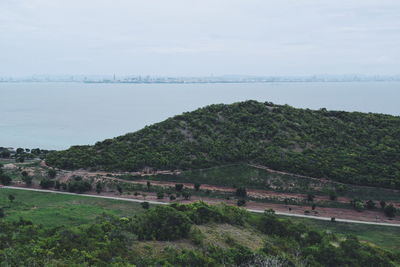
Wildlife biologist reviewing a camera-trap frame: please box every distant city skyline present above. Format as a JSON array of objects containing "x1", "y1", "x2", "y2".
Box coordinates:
[{"x1": 1, "y1": 1, "x2": 400, "y2": 76}]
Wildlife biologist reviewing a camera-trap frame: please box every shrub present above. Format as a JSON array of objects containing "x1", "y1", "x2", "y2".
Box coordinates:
[
  {"x1": 384, "y1": 204, "x2": 397, "y2": 218},
  {"x1": 67, "y1": 177, "x2": 91, "y2": 193},
  {"x1": 40, "y1": 178, "x2": 55, "y2": 189},
  {"x1": 329, "y1": 190, "x2": 337, "y2": 201},
  {"x1": 175, "y1": 184, "x2": 184, "y2": 191},
  {"x1": 137, "y1": 206, "x2": 192, "y2": 241},
  {"x1": 194, "y1": 183, "x2": 201, "y2": 191},
  {"x1": 365, "y1": 200, "x2": 375, "y2": 210},
  {"x1": 47, "y1": 169, "x2": 57, "y2": 178},
  {"x1": 157, "y1": 191, "x2": 164, "y2": 199},
  {"x1": 237, "y1": 199, "x2": 246, "y2": 206},
  {"x1": 235, "y1": 187, "x2": 247, "y2": 198},
  {"x1": 0, "y1": 173, "x2": 12, "y2": 185},
  {"x1": 141, "y1": 202, "x2": 150, "y2": 209}
]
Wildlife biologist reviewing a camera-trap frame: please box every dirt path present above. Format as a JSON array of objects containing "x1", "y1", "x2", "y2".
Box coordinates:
[{"x1": 2, "y1": 186, "x2": 400, "y2": 227}]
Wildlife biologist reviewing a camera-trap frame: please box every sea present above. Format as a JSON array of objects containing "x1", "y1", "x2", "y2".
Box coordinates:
[{"x1": 1, "y1": 82, "x2": 399, "y2": 150}]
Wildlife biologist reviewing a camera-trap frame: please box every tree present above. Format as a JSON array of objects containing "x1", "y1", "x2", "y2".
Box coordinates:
[
  {"x1": 329, "y1": 190, "x2": 337, "y2": 201},
  {"x1": 16, "y1": 148, "x2": 24, "y2": 154},
  {"x1": 8, "y1": 194, "x2": 15, "y2": 203},
  {"x1": 117, "y1": 185, "x2": 123, "y2": 194},
  {"x1": 380, "y1": 200, "x2": 386, "y2": 209},
  {"x1": 21, "y1": 174, "x2": 33, "y2": 186},
  {"x1": 311, "y1": 204, "x2": 316, "y2": 210},
  {"x1": 141, "y1": 202, "x2": 150, "y2": 209},
  {"x1": 237, "y1": 199, "x2": 246, "y2": 206},
  {"x1": 194, "y1": 183, "x2": 201, "y2": 191},
  {"x1": 157, "y1": 191, "x2": 164, "y2": 199},
  {"x1": 47, "y1": 169, "x2": 57, "y2": 179},
  {"x1": 307, "y1": 193, "x2": 315, "y2": 202},
  {"x1": 236, "y1": 187, "x2": 247, "y2": 198},
  {"x1": 354, "y1": 201, "x2": 365, "y2": 212},
  {"x1": 21, "y1": 171, "x2": 28, "y2": 178},
  {"x1": 366, "y1": 200, "x2": 375, "y2": 210},
  {"x1": 40, "y1": 179, "x2": 55, "y2": 189},
  {"x1": 96, "y1": 182, "x2": 102, "y2": 194},
  {"x1": 175, "y1": 183, "x2": 184, "y2": 192},
  {"x1": 169, "y1": 195, "x2": 176, "y2": 201},
  {"x1": 0, "y1": 174, "x2": 12, "y2": 185},
  {"x1": 1, "y1": 150, "x2": 10, "y2": 158},
  {"x1": 384, "y1": 204, "x2": 396, "y2": 218},
  {"x1": 55, "y1": 181, "x2": 61, "y2": 190},
  {"x1": 182, "y1": 191, "x2": 191, "y2": 200},
  {"x1": 0, "y1": 208, "x2": 4, "y2": 218},
  {"x1": 146, "y1": 181, "x2": 151, "y2": 190}
]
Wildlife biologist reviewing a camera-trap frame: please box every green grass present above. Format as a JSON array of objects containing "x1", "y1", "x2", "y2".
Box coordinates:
[
  {"x1": 1, "y1": 188, "x2": 399, "y2": 252},
  {"x1": 282, "y1": 215, "x2": 400, "y2": 252},
  {"x1": 0, "y1": 188, "x2": 144, "y2": 227}
]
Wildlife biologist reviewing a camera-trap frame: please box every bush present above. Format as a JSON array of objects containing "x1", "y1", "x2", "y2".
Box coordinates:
[
  {"x1": 329, "y1": 190, "x2": 337, "y2": 201},
  {"x1": 194, "y1": 183, "x2": 201, "y2": 191},
  {"x1": 235, "y1": 187, "x2": 247, "y2": 198},
  {"x1": 67, "y1": 177, "x2": 91, "y2": 193},
  {"x1": 365, "y1": 200, "x2": 375, "y2": 210},
  {"x1": 47, "y1": 169, "x2": 57, "y2": 178},
  {"x1": 0, "y1": 173, "x2": 12, "y2": 185},
  {"x1": 237, "y1": 199, "x2": 246, "y2": 206},
  {"x1": 141, "y1": 202, "x2": 150, "y2": 209},
  {"x1": 384, "y1": 204, "x2": 396, "y2": 218},
  {"x1": 157, "y1": 191, "x2": 164, "y2": 199},
  {"x1": 175, "y1": 184, "x2": 184, "y2": 191},
  {"x1": 39, "y1": 178, "x2": 55, "y2": 189},
  {"x1": 137, "y1": 206, "x2": 192, "y2": 241}
]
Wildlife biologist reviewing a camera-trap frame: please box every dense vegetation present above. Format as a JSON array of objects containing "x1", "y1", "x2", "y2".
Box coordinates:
[
  {"x1": 1, "y1": 200, "x2": 399, "y2": 266},
  {"x1": 46, "y1": 100, "x2": 400, "y2": 189}
]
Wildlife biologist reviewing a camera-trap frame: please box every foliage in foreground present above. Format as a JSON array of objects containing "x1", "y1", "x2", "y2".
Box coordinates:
[
  {"x1": 0, "y1": 202, "x2": 399, "y2": 267},
  {"x1": 46, "y1": 100, "x2": 400, "y2": 189}
]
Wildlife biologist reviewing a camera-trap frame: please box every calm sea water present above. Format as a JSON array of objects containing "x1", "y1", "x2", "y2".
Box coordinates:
[{"x1": 1, "y1": 82, "x2": 399, "y2": 150}]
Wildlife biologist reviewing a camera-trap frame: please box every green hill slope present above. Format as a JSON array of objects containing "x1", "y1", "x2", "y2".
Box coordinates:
[{"x1": 46, "y1": 100, "x2": 400, "y2": 189}]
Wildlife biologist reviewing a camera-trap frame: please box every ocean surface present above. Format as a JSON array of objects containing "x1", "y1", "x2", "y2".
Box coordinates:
[{"x1": 1, "y1": 82, "x2": 399, "y2": 150}]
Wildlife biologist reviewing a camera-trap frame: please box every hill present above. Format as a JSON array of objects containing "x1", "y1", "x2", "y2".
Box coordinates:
[{"x1": 46, "y1": 100, "x2": 400, "y2": 189}]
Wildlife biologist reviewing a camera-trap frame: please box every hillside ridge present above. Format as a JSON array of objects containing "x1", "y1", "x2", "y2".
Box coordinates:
[{"x1": 46, "y1": 100, "x2": 400, "y2": 189}]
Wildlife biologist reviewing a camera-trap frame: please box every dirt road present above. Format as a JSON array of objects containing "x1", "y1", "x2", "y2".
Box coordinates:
[{"x1": 2, "y1": 186, "x2": 400, "y2": 228}]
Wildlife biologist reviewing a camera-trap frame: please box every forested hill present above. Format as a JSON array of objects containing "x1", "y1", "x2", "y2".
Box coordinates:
[{"x1": 46, "y1": 100, "x2": 400, "y2": 189}]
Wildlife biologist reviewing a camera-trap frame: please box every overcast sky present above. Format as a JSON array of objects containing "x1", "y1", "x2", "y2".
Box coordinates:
[{"x1": 1, "y1": 0, "x2": 399, "y2": 76}]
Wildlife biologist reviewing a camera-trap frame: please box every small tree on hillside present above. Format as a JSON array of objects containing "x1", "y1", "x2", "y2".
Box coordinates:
[
  {"x1": 236, "y1": 187, "x2": 247, "y2": 198},
  {"x1": 47, "y1": 169, "x2": 57, "y2": 179},
  {"x1": 366, "y1": 200, "x2": 375, "y2": 210},
  {"x1": 96, "y1": 182, "x2": 102, "y2": 194},
  {"x1": 175, "y1": 184, "x2": 184, "y2": 192},
  {"x1": 141, "y1": 202, "x2": 150, "y2": 209},
  {"x1": 384, "y1": 204, "x2": 397, "y2": 218},
  {"x1": 194, "y1": 183, "x2": 201, "y2": 191},
  {"x1": 307, "y1": 193, "x2": 315, "y2": 202},
  {"x1": 8, "y1": 194, "x2": 15, "y2": 203}
]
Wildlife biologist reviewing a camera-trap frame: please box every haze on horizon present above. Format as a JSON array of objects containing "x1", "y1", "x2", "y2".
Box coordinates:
[{"x1": 1, "y1": 0, "x2": 399, "y2": 77}]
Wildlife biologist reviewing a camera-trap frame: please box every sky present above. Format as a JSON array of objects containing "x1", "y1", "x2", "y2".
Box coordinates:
[{"x1": 1, "y1": 0, "x2": 400, "y2": 76}]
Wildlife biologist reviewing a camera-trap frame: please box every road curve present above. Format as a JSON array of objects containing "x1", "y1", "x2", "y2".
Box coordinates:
[{"x1": 2, "y1": 186, "x2": 400, "y2": 228}]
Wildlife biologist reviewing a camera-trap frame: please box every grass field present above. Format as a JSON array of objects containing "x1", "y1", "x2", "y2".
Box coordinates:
[
  {"x1": 1, "y1": 187, "x2": 400, "y2": 252},
  {"x1": 283, "y1": 215, "x2": 400, "y2": 252},
  {"x1": 0, "y1": 188, "x2": 144, "y2": 226}
]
